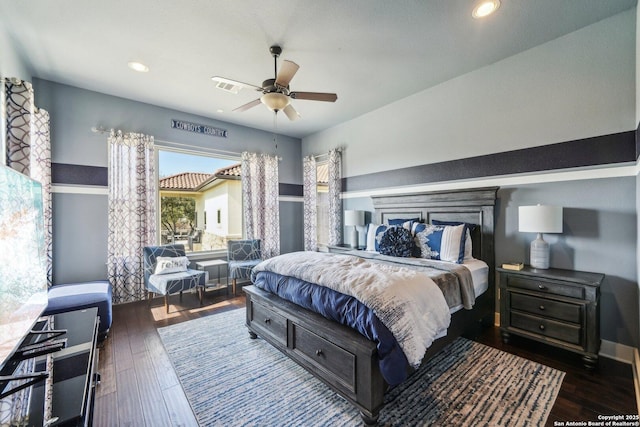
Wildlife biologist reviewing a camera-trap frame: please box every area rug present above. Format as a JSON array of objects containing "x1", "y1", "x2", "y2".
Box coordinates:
[{"x1": 158, "y1": 308, "x2": 565, "y2": 426}]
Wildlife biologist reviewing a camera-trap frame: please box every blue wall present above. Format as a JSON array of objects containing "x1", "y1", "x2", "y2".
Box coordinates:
[
  {"x1": 33, "y1": 79, "x2": 305, "y2": 285},
  {"x1": 309, "y1": 10, "x2": 639, "y2": 351}
]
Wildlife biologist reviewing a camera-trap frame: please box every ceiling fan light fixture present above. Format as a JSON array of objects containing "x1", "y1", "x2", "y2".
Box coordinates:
[
  {"x1": 260, "y1": 92, "x2": 290, "y2": 112},
  {"x1": 472, "y1": 0, "x2": 500, "y2": 19}
]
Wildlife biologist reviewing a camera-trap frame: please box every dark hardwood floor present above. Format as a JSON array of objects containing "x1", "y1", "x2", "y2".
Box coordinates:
[{"x1": 94, "y1": 289, "x2": 637, "y2": 426}]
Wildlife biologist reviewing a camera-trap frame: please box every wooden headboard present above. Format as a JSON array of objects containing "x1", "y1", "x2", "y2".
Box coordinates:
[{"x1": 371, "y1": 186, "x2": 499, "y2": 301}]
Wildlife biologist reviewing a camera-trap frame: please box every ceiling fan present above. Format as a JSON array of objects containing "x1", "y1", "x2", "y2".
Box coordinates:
[{"x1": 211, "y1": 45, "x2": 338, "y2": 121}]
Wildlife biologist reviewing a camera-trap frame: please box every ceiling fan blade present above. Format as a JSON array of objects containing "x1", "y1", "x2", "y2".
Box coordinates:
[
  {"x1": 233, "y1": 98, "x2": 262, "y2": 112},
  {"x1": 289, "y1": 91, "x2": 338, "y2": 102},
  {"x1": 283, "y1": 104, "x2": 300, "y2": 121},
  {"x1": 275, "y1": 60, "x2": 300, "y2": 87},
  {"x1": 212, "y1": 76, "x2": 263, "y2": 92}
]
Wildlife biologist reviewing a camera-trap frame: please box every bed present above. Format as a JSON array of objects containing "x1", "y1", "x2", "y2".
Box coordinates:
[{"x1": 243, "y1": 187, "x2": 498, "y2": 424}]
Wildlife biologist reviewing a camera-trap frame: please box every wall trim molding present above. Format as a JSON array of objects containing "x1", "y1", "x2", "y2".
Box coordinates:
[
  {"x1": 280, "y1": 195, "x2": 303, "y2": 203},
  {"x1": 51, "y1": 184, "x2": 108, "y2": 195},
  {"x1": 342, "y1": 162, "x2": 638, "y2": 199},
  {"x1": 342, "y1": 130, "x2": 635, "y2": 193}
]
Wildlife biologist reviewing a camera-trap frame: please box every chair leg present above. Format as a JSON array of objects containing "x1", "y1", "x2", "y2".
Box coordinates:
[
  {"x1": 199, "y1": 287, "x2": 204, "y2": 306},
  {"x1": 165, "y1": 295, "x2": 169, "y2": 313},
  {"x1": 232, "y1": 278, "x2": 237, "y2": 295},
  {"x1": 179, "y1": 290, "x2": 183, "y2": 302}
]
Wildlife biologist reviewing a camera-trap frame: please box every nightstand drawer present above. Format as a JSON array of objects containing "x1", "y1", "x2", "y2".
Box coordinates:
[
  {"x1": 510, "y1": 292, "x2": 583, "y2": 324},
  {"x1": 511, "y1": 312, "x2": 582, "y2": 345},
  {"x1": 249, "y1": 301, "x2": 287, "y2": 346},
  {"x1": 507, "y1": 275, "x2": 584, "y2": 299}
]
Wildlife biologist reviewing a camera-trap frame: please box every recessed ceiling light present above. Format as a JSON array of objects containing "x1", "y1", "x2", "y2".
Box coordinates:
[
  {"x1": 216, "y1": 109, "x2": 224, "y2": 113},
  {"x1": 472, "y1": 0, "x2": 500, "y2": 19},
  {"x1": 128, "y1": 61, "x2": 149, "y2": 73}
]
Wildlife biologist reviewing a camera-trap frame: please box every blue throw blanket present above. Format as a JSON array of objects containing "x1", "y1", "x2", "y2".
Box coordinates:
[{"x1": 252, "y1": 270, "x2": 410, "y2": 386}]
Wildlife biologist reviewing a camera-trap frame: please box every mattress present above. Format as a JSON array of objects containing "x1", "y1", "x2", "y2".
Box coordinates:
[{"x1": 449, "y1": 258, "x2": 489, "y2": 314}]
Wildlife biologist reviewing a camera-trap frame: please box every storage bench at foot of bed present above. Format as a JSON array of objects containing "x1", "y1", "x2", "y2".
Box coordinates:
[{"x1": 244, "y1": 285, "x2": 385, "y2": 425}]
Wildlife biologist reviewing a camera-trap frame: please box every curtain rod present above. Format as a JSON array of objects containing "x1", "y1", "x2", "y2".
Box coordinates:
[
  {"x1": 313, "y1": 147, "x2": 342, "y2": 160},
  {"x1": 92, "y1": 126, "x2": 281, "y2": 160}
]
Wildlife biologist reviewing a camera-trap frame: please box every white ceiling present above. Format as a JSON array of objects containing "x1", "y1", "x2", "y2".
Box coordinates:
[{"x1": 1, "y1": 0, "x2": 636, "y2": 139}]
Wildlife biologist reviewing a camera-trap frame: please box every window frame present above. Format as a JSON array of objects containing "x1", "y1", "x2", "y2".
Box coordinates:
[{"x1": 155, "y1": 144, "x2": 242, "y2": 258}]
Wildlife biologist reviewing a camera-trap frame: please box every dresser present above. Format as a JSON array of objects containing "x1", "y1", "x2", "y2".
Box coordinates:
[{"x1": 498, "y1": 266, "x2": 604, "y2": 370}]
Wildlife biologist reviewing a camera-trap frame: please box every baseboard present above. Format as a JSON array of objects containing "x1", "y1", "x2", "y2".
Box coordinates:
[
  {"x1": 634, "y1": 349, "x2": 640, "y2": 417},
  {"x1": 600, "y1": 340, "x2": 634, "y2": 364}
]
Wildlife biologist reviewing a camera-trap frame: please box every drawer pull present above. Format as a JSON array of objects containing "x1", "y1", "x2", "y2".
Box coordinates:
[
  {"x1": 539, "y1": 324, "x2": 545, "y2": 331},
  {"x1": 315, "y1": 349, "x2": 323, "y2": 356},
  {"x1": 264, "y1": 318, "x2": 271, "y2": 324},
  {"x1": 538, "y1": 284, "x2": 547, "y2": 290},
  {"x1": 539, "y1": 305, "x2": 545, "y2": 311}
]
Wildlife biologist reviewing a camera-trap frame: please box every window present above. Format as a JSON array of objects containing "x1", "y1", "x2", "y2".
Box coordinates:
[{"x1": 158, "y1": 149, "x2": 241, "y2": 253}]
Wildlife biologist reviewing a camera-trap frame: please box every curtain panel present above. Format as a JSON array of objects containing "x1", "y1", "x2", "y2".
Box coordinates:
[
  {"x1": 241, "y1": 152, "x2": 280, "y2": 259},
  {"x1": 107, "y1": 130, "x2": 157, "y2": 304},
  {"x1": 302, "y1": 155, "x2": 317, "y2": 251},
  {"x1": 1, "y1": 78, "x2": 53, "y2": 287},
  {"x1": 327, "y1": 148, "x2": 342, "y2": 246}
]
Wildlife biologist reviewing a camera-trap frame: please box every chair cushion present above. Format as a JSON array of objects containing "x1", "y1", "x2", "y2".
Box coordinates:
[
  {"x1": 147, "y1": 269, "x2": 207, "y2": 295},
  {"x1": 44, "y1": 280, "x2": 112, "y2": 340},
  {"x1": 228, "y1": 259, "x2": 261, "y2": 279}
]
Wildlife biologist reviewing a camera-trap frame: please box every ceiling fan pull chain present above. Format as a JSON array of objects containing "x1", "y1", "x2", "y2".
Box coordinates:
[{"x1": 273, "y1": 111, "x2": 278, "y2": 150}]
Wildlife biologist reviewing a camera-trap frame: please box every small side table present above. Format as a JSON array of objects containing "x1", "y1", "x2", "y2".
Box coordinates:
[
  {"x1": 327, "y1": 244, "x2": 363, "y2": 254},
  {"x1": 195, "y1": 259, "x2": 229, "y2": 295}
]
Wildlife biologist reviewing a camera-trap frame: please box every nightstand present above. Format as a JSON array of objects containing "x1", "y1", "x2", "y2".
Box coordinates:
[
  {"x1": 326, "y1": 245, "x2": 361, "y2": 254},
  {"x1": 498, "y1": 266, "x2": 604, "y2": 370}
]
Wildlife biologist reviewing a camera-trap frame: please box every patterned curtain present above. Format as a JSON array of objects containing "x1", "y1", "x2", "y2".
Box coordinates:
[
  {"x1": 1, "y1": 78, "x2": 53, "y2": 287},
  {"x1": 302, "y1": 155, "x2": 317, "y2": 251},
  {"x1": 107, "y1": 130, "x2": 157, "y2": 304},
  {"x1": 327, "y1": 148, "x2": 342, "y2": 246},
  {"x1": 241, "y1": 151, "x2": 280, "y2": 259}
]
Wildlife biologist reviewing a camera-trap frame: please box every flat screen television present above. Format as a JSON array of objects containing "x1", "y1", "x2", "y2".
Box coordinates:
[{"x1": 0, "y1": 165, "x2": 48, "y2": 373}]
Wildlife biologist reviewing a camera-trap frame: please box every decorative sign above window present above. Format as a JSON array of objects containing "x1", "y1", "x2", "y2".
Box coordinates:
[{"x1": 171, "y1": 119, "x2": 228, "y2": 138}]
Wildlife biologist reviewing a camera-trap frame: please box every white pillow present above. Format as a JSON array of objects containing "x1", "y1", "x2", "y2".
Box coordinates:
[
  {"x1": 464, "y1": 229, "x2": 473, "y2": 260},
  {"x1": 154, "y1": 256, "x2": 189, "y2": 275},
  {"x1": 365, "y1": 223, "x2": 380, "y2": 251}
]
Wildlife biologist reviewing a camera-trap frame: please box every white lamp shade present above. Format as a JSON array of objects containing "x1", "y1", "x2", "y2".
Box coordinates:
[
  {"x1": 344, "y1": 210, "x2": 365, "y2": 227},
  {"x1": 518, "y1": 205, "x2": 563, "y2": 233}
]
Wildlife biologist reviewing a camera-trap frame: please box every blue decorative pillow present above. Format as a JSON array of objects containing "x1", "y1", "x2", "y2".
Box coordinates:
[
  {"x1": 414, "y1": 224, "x2": 466, "y2": 263},
  {"x1": 378, "y1": 226, "x2": 414, "y2": 257},
  {"x1": 365, "y1": 223, "x2": 388, "y2": 252},
  {"x1": 432, "y1": 220, "x2": 477, "y2": 260}
]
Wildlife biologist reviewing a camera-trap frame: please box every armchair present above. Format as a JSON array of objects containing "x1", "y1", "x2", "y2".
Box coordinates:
[
  {"x1": 143, "y1": 244, "x2": 208, "y2": 313},
  {"x1": 227, "y1": 239, "x2": 262, "y2": 295}
]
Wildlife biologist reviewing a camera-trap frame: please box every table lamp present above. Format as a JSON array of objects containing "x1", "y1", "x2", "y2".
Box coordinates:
[
  {"x1": 518, "y1": 205, "x2": 563, "y2": 269},
  {"x1": 344, "y1": 210, "x2": 365, "y2": 248}
]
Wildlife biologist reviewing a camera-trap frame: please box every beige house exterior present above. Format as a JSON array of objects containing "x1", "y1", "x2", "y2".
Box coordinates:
[{"x1": 159, "y1": 164, "x2": 242, "y2": 251}]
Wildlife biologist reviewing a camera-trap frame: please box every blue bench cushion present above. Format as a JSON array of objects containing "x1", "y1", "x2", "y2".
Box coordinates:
[{"x1": 44, "y1": 280, "x2": 112, "y2": 339}]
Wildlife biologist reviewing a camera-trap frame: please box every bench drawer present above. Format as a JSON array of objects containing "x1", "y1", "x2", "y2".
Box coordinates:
[
  {"x1": 292, "y1": 322, "x2": 356, "y2": 394},
  {"x1": 249, "y1": 301, "x2": 287, "y2": 346}
]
